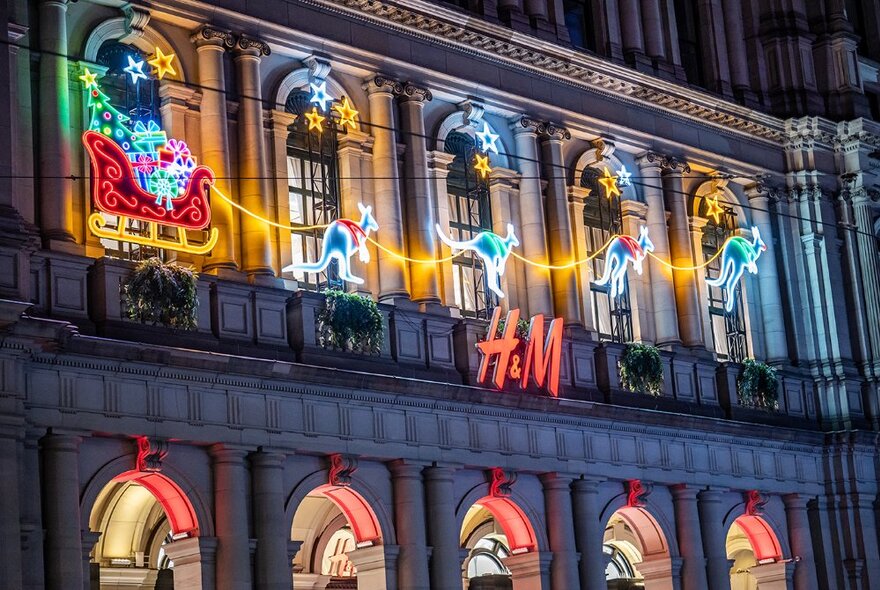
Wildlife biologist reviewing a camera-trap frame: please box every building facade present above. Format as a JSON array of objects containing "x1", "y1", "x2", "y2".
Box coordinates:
[{"x1": 1, "y1": 0, "x2": 880, "y2": 588}]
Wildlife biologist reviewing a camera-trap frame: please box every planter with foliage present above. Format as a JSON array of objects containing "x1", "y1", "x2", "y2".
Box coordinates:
[
  {"x1": 316, "y1": 289, "x2": 384, "y2": 354},
  {"x1": 737, "y1": 359, "x2": 779, "y2": 410},
  {"x1": 618, "y1": 343, "x2": 664, "y2": 396},
  {"x1": 122, "y1": 257, "x2": 198, "y2": 330}
]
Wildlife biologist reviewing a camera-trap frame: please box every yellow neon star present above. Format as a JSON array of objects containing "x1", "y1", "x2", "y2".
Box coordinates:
[
  {"x1": 598, "y1": 167, "x2": 620, "y2": 199},
  {"x1": 474, "y1": 154, "x2": 492, "y2": 179},
  {"x1": 79, "y1": 68, "x2": 98, "y2": 88},
  {"x1": 148, "y1": 47, "x2": 177, "y2": 80},
  {"x1": 305, "y1": 107, "x2": 326, "y2": 132},
  {"x1": 706, "y1": 193, "x2": 725, "y2": 224},
  {"x1": 333, "y1": 97, "x2": 358, "y2": 130}
]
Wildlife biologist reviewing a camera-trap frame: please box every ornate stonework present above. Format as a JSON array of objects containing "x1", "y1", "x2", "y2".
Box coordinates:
[
  {"x1": 626, "y1": 479, "x2": 652, "y2": 508},
  {"x1": 328, "y1": 453, "x2": 358, "y2": 486},
  {"x1": 488, "y1": 468, "x2": 517, "y2": 497},
  {"x1": 136, "y1": 437, "x2": 168, "y2": 472},
  {"x1": 237, "y1": 35, "x2": 271, "y2": 56}
]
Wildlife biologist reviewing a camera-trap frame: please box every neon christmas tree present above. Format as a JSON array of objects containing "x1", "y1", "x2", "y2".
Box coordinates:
[{"x1": 82, "y1": 68, "x2": 135, "y2": 150}]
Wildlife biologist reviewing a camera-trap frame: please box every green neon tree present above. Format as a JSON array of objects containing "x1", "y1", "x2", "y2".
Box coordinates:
[{"x1": 81, "y1": 68, "x2": 133, "y2": 148}]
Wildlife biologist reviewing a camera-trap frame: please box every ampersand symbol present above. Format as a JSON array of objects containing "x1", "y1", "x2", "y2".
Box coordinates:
[{"x1": 508, "y1": 354, "x2": 521, "y2": 379}]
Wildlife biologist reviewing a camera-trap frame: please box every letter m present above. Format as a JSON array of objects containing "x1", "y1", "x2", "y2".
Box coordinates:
[{"x1": 520, "y1": 315, "x2": 564, "y2": 396}]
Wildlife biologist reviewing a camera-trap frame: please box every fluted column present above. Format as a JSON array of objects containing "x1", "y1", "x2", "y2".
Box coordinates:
[
  {"x1": 234, "y1": 36, "x2": 273, "y2": 280},
  {"x1": 696, "y1": 0, "x2": 732, "y2": 96},
  {"x1": 541, "y1": 124, "x2": 581, "y2": 324},
  {"x1": 671, "y1": 485, "x2": 709, "y2": 590},
  {"x1": 252, "y1": 451, "x2": 290, "y2": 590},
  {"x1": 697, "y1": 488, "x2": 730, "y2": 590},
  {"x1": 572, "y1": 477, "x2": 606, "y2": 590},
  {"x1": 41, "y1": 434, "x2": 84, "y2": 590},
  {"x1": 540, "y1": 474, "x2": 580, "y2": 588},
  {"x1": 390, "y1": 461, "x2": 430, "y2": 590},
  {"x1": 637, "y1": 153, "x2": 680, "y2": 345},
  {"x1": 852, "y1": 190, "x2": 880, "y2": 376},
  {"x1": 424, "y1": 465, "x2": 461, "y2": 590},
  {"x1": 511, "y1": 116, "x2": 553, "y2": 317},
  {"x1": 38, "y1": 0, "x2": 74, "y2": 245},
  {"x1": 366, "y1": 75, "x2": 409, "y2": 301},
  {"x1": 399, "y1": 83, "x2": 440, "y2": 304},
  {"x1": 212, "y1": 445, "x2": 253, "y2": 590},
  {"x1": 193, "y1": 28, "x2": 238, "y2": 273},
  {"x1": 783, "y1": 494, "x2": 819, "y2": 590}
]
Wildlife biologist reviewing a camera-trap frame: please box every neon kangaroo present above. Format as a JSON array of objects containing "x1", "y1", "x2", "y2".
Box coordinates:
[
  {"x1": 593, "y1": 226, "x2": 654, "y2": 298},
  {"x1": 706, "y1": 226, "x2": 766, "y2": 312},
  {"x1": 282, "y1": 203, "x2": 378, "y2": 284},
  {"x1": 435, "y1": 223, "x2": 519, "y2": 299}
]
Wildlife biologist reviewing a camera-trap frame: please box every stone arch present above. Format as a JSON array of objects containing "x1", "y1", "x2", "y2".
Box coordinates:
[
  {"x1": 571, "y1": 145, "x2": 637, "y2": 200},
  {"x1": 456, "y1": 481, "x2": 548, "y2": 553},
  {"x1": 273, "y1": 67, "x2": 359, "y2": 129},
  {"x1": 435, "y1": 110, "x2": 511, "y2": 168},
  {"x1": 82, "y1": 17, "x2": 187, "y2": 82},
  {"x1": 691, "y1": 179, "x2": 750, "y2": 227},
  {"x1": 599, "y1": 490, "x2": 680, "y2": 558}
]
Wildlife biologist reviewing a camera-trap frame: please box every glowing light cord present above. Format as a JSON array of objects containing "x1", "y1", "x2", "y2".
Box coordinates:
[
  {"x1": 212, "y1": 187, "x2": 330, "y2": 231},
  {"x1": 509, "y1": 236, "x2": 617, "y2": 270},
  {"x1": 647, "y1": 242, "x2": 727, "y2": 270},
  {"x1": 367, "y1": 236, "x2": 465, "y2": 264}
]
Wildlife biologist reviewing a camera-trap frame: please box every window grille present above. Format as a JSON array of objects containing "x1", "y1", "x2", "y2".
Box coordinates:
[{"x1": 703, "y1": 204, "x2": 748, "y2": 362}]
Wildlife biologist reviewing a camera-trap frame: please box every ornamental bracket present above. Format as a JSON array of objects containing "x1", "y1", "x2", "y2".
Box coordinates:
[
  {"x1": 488, "y1": 468, "x2": 517, "y2": 498},
  {"x1": 626, "y1": 479, "x2": 652, "y2": 508},
  {"x1": 136, "y1": 436, "x2": 168, "y2": 472},
  {"x1": 328, "y1": 453, "x2": 358, "y2": 487},
  {"x1": 745, "y1": 490, "x2": 767, "y2": 516}
]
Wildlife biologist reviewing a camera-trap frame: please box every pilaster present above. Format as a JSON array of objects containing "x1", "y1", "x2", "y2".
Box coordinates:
[{"x1": 211, "y1": 445, "x2": 254, "y2": 590}]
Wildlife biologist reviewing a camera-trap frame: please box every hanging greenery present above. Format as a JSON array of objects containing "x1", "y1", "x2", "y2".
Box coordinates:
[
  {"x1": 618, "y1": 343, "x2": 664, "y2": 396},
  {"x1": 317, "y1": 289, "x2": 384, "y2": 354},
  {"x1": 737, "y1": 359, "x2": 779, "y2": 410},
  {"x1": 122, "y1": 257, "x2": 198, "y2": 330}
]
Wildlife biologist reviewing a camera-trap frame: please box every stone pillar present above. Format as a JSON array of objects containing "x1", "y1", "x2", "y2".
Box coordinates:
[
  {"x1": 697, "y1": 489, "x2": 730, "y2": 590},
  {"x1": 749, "y1": 562, "x2": 792, "y2": 589},
  {"x1": 696, "y1": 0, "x2": 732, "y2": 96},
  {"x1": 41, "y1": 434, "x2": 84, "y2": 590},
  {"x1": 164, "y1": 536, "x2": 218, "y2": 589},
  {"x1": 783, "y1": 494, "x2": 819, "y2": 590},
  {"x1": 640, "y1": 0, "x2": 666, "y2": 60},
  {"x1": 540, "y1": 474, "x2": 580, "y2": 588},
  {"x1": 81, "y1": 530, "x2": 101, "y2": 590},
  {"x1": 852, "y1": 189, "x2": 880, "y2": 377},
  {"x1": 348, "y1": 545, "x2": 399, "y2": 590},
  {"x1": 618, "y1": 0, "x2": 646, "y2": 61},
  {"x1": 424, "y1": 465, "x2": 461, "y2": 590},
  {"x1": 366, "y1": 75, "x2": 409, "y2": 301},
  {"x1": 637, "y1": 153, "x2": 680, "y2": 345},
  {"x1": 567, "y1": 187, "x2": 597, "y2": 334},
  {"x1": 720, "y1": 0, "x2": 752, "y2": 101},
  {"x1": 252, "y1": 451, "x2": 290, "y2": 590},
  {"x1": 234, "y1": 36, "x2": 274, "y2": 280},
  {"x1": 338, "y1": 130, "x2": 377, "y2": 295},
  {"x1": 620, "y1": 199, "x2": 653, "y2": 343},
  {"x1": 488, "y1": 168, "x2": 522, "y2": 312},
  {"x1": 390, "y1": 461, "x2": 430, "y2": 590},
  {"x1": 504, "y1": 551, "x2": 552, "y2": 590},
  {"x1": 22, "y1": 429, "x2": 46, "y2": 590},
  {"x1": 38, "y1": 0, "x2": 75, "y2": 246},
  {"x1": 671, "y1": 485, "x2": 709, "y2": 590},
  {"x1": 541, "y1": 125, "x2": 581, "y2": 324},
  {"x1": 269, "y1": 109, "x2": 299, "y2": 277},
  {"x1": 572, "y1": 477, "x2": 606, "y2": 590},
  {"x1": 212, "y1": 445, "x2": 253, "y2": 590},
  {"x1": 427, "y1": 151, "x2": 458, "y2": 309},
  {"x1": 511, "y1": 117, "x2": 553, "y2": 317},
  {"x1": 0, "y1": 428, "x2": 22, "y2": 587},
  {"x1": 399, "y1": 83, "x2": 440, "y2": 304},
  {"x1": 689, "y1": 216, "x2": 713, "y2": 350}
]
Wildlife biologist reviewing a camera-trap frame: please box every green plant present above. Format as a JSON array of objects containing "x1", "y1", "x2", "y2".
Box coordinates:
[
  {"x1": 494, "y1": 317, "x2": 531, "y2": 339},
  {"x1": 737, "y1": 359, "x2": 779, "y2": 410},
  {"x1": 618, "y1": 343, "x2": 664, "y2": 396},
  {"x1": 122, "y1": 257, "x2": 198, "y2": 330},
  {"x1": 317, "y1": 289, "x2": 384, "y2": 354}
]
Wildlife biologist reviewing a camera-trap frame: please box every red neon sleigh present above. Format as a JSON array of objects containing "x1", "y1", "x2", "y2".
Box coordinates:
[{"x1": 83, "y1": 130, "x2": 219, "y2": 254}]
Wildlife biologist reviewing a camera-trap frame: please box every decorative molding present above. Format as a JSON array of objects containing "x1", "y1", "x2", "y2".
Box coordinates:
[
  {"x1": 626, "y1": 479, "x2": 651, "y2": 507},
  {"x1": 488, "y1": 467, "x2": 517, "y2": 497},
  {"x1": 591, "y1": 138, "x2": 615, "y2": 162},
  {"x1": 328, "y1": 453, "x2": 358, "y2": 486},
  {"x1": 402, "y1": 81, "x2": 433, "y2": 102},
  {"x1": 368, "y1": 75, "x2": 404, "y2": 95},
  {"x1": 237, "y1": 35, "x2": 271, "y2": 56},
  {"x1": 193, "y1": 26, "x2": 236, "y2": 49},
  {"x1": 304, "y1": 54, "x2": 332, "y2": 80},
  {"x1": 542, "y1": 122, "x2": 571, "y2": 141},
  {"x1": 516, "y1": 115, "x2": 545, "y2": 134},
  {"x1": 121, "y1": 5, "x2": 150, "y2": 43},
  {"x1": 459, "y1": 100, "x2": 484, "y2": 125},
  {"x1": 744, "y1": 489, "x2": 767, "y2": 516},
  {"x1": 657, "y1": 154, "x2": 691, "y2": 175},
  {"x1": 136, "y1": 436, "x2": 168, "y2": 472}
]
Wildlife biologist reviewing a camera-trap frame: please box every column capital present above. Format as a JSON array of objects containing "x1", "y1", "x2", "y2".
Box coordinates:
[
  {"x1": 620, "y1": 198, "x2": 648, "y2": 217},
  {"x1": 697, "y1": 486, "x2": 729, "y2": 501},
  {"x1": 660, "y1": 155, "x2": 691, "y2": 175},
  {"x1": 539, "y1": 472, "x2": 576, "y2": 488},
  {"x1": 540, "y1": 122, "x2": 572, "y2": 141},
  {"x1": 424, "y1": 463, "x2": 461, "y2": 482},
  {"x1": 511, "y1": 115, "x2": 544, "y2": 135},
  {"x1": 235, "y1": 34, "x2": 270, "y2": 57},
  {"x1": 636, "y1": 150, "x2": 664, "y2": 170},
  {"x1": 210, "y1": 444, "x2": 251, "y2": 463},
  {"x1": 388, "y1": 459, "x2": 429, "y2": 478},
  {"x1": 40, "y1": 432, "x2": 82, "y2": 452},
  {"x1": 670, "y1": 483, "x2": 701, "y2": 500},
  {"x1": 427, "y1": 150, "x2": 456, "y2": 171},
  {"x1": 191, "y1": 26, "x2": 236, "y2": 49},
  {"x1": 571, "y1": 476, "x2": 606, "y2": 493},
  {"x1": 250, "y1": 449, "x2": 287, "y2": 468},
  {"x1": 400, "y1": 81, "x2": 433, "y2": 102},
  {"x1": 364, "y1": 74, "x2": 404, "y2": 95},
  {"x1": 159, "y1": 81, "x2": 199, "y2": 107}
]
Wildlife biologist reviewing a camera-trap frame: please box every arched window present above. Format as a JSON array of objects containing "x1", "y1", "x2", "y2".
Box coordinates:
[
  {"x1": 445, "y1": 130, "x2": 495, "y2": 319},
  {"x1": 582, "y1": 167, "x2": 633, "y2": 343},
  {"x1": 283, "y1": 89, "x2": 342, "y2": 290}
]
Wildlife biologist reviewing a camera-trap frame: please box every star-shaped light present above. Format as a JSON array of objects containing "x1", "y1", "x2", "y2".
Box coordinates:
[
  {"x1": 475, "y1": 122, "x2": 500, "y2": 154},
  {"x1": 148, "y1": 47, "x2": 177, "y2": 80},
  {"x1": 598, "y1": 167, "x2": 621, "y2": 199},
  {"x1": 333, "y1": 97, "x2": 358, "y2": 130},
  {"x1": 124, "y1": 56, "x2": 148, "y2": 84},
  {"x1": 305, "y1": 107, "x2": 326, "y2": 132},
  {"x1": 309, "y1": 81, "x2": 333, "y2": 111},
  {"x1": 474, "y1": 154, "x2": 492, "y2": 179},
  {"x1": 79, "y1": 68, "x2": 98, "y2": 88},
  {"x1": 705, "y1": 193, "x2": 725, "y2": 224},
  {"x1": 616, "y1": 164, "x2": 632, "y2": 187}
]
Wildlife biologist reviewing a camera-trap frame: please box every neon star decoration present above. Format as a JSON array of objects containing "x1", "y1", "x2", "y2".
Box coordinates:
[
  {"x1": 616, "y1": 165, "x2": 632, "y2": 187},
  {"x1": 593, "y1": 226, "x2": 654, "y2": 298},
  {"x1": 309, "y1": 81, "x2": 333, "y2": 111},
  {"x1": 305, "y1": 107, "x2": 326, "y2": 132},
  {"x1": 124, "y1": 56, "x2": 148, "y2": 84},
  {"x1": 705, "y1": 226, "x2": 766, "y2": 312},
  {"x1": 436, "y1": 223, "x2": 519, "y2": 298},
  {"x1": 282, "y1": 203, "x2": 378, "y2": 284},
  {"x1": 705, "y1": 193, "x2": 725, "y2": 224},
  {"x1": 333, "y1": 97, "x2": 358, "y2": 130},
  {"x1": 474, "y1": 154, "x2": 492, "y2": 179},
  {"x1": 598, "y1": 167, "x2": 621, "y2": 199},
  {"x1": 79, "y1": 68, "x2": 98, "y2": 88},
  {"x1": 475, "y1": 122, "x2": 500, "y2": 154},
  {"x1": 148, "y1": 47, "x2": 177, "y2": 80}
]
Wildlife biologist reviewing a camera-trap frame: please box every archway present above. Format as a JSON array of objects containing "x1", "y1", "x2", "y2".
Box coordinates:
[
  {"x1": 727, "y1": 515, "x2": 785, "y2": 590},
  {"x1": 291, "y1": 484, "x2": 388, "y2": 590},
  {"x1": 604, "y1": 507, "x2": 674, "y2": 590}
]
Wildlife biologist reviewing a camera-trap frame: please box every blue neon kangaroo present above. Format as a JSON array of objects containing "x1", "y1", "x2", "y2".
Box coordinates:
[
  {"x1": 705, "y1": 226, "x2": 766, "y2": 312},
  {"x1": 435, "y1": 223, "x2": 519, "y2": 299},
  {"x1": 282, "y1": 203, "x2": 378, "y2": 285},
  {"x1": 593, "y1": 225, "x2": 654, "y2": 298}
]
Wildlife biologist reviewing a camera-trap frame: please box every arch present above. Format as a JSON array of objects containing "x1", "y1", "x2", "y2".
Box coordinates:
[
  {"x1": 435, "y1": 110, "x2": 511, "y2": 168},
  {"x1": 82, "y1": 17, "x2": 187, "y2": 82},
  {"x1": 312, "y1": 483, "x2": 383, "y2": 544},
  {"x1": 475, "y1": 496, "x2": 538, "y2": 553},
  {"x1": 273, "y1": 67, "x2": 358, "y2": 128},
  {"x1": 691, "y1": 179, "x2": 749, "y2": 226},
  {"x1": 456, "y1": 482, "x2": 548, "y2": 553},
  {"x1": 731, "y1": 515, "x2": 783, "y2": 562},
  {"x1": 599, "y1": 491, "x2": 680, "y2": 558},
  {"x1": 613, "y1": 506, "x2": 670, "y2": 559},
  {"x1": 571, "y1": 145, "x2": 637, "y2": 199},
  {"x1": 113, "y1": 470, "x2": 198, "y2": 536}
]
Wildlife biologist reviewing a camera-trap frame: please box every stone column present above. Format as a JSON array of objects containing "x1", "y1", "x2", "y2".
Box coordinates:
[
  {"x1": 572, "y1": 477, "x2": 606, "y2": 590},
  {"x1": 338, "y1": 130, "x2": 377, "y2": 295},
  {"x1": 568, "y1": 187, "x2": 597, "y2": 334},
  {"x1": 620, "y1": 199, "x2": 653, "y2": 342},
  {"x1": 504, "y1": 552, "x2": 552, "y2": 590},
  {"x1": 0, "y1": 428, "x2": 22, "y2": 587},
  {"x1": 164, "y1": 536, "x2": 218, "y2": 589},
  {"x1": 671, "y1": 485, "x2": 709, "y2": 590},
  {"x1": 697, "y1": 488, "x2": 730, "y2": 590},
  {"x1": 38, "y1": 0, "x2": 75, "y2": 246},
  {"x1": 618, "y1": 0, "x2": 646, "y2": 61},
  {"x1": 212, "y1": 445, "x2": 253, "y2": 590},
  {"x1": 252, "y1": 451, "x2": 290, "y2": 590},
  {"x1": 41, "y1": 434, "x2": 84, "y2": 590},
  {"x1": 689, "y1": 216, "x2": 713, "y2": 350},
  {"x1": 696, "y1": 0, "x2": 732, "y2": 96},
  {"x1": 488, "y1": 168, "x2": 522, "y2": 312},
  {"x1": 399, "y1": 83, "x2": 440, "y2": 304},
  {"x1": 640, "y1": 0, "x2": 666, "y2": 60},
  {"x1": 783, "y1": 494, "x2": 819, "y2": 590},
  {"x1": 390, "y1": 461, "x2": 430, "y2": 590},
  {"x1": 852, "y1": 189, "x2": 880, "y2": 377},
  {"x1": 194, "y1": 27, "x2": 238, "y2": 273},
  {"x1": 365, "y1": 75, "x2": 409, "y2": 301},
  {"x1": 540, "y1": 474, "x2": 579, "y2": 588},
  {"x1": 427, "y1": 150, "x2": 458, "y2": 308},
  {"x1": 720, "y1": 0, "x2": 752, "y2": 101},
  {"x1": 234, "y1": 36, "x2": 274, "y2": 280},
  {"x1": 511, "y1": 117, "x2": 553, "y2": 317},
  {"x1": 637, "y1": 153, "x2": 680, "y2": 345},
  {"x1": 22, "y1": 429, "x2": 46, "y2": 590},
  {"x1": 541, "y1": 124, "x2": 581, "y2": 324},
  {"x1": 269, "y1": 109, "x2": 298, "y2": 277},
  {"x1": 424, "y1": 465, "x2": 461, "y2": 590},
  {"x1": 348, "y1": 545, "x2": 399, "y2": 590}
]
